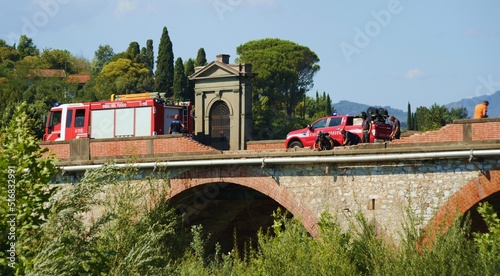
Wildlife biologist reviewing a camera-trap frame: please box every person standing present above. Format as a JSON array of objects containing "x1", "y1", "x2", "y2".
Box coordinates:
[
  {"x1": 169, "y1": 114, "x2": 184, "y2": 134},
  {"x1": 474, "y1": 100, "x2": 489, "y2": 119},
  {"x1": 361, "y1": 112, "x2": 372, "y2": 143},
  {"x1": 389, "y1": 115, "x2": 400, "y2": 140}
]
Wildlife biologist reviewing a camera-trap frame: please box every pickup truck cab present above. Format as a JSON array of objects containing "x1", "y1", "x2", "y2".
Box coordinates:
[{"x1": 285, "y1": 115, "x2": 392, "y2": 148}]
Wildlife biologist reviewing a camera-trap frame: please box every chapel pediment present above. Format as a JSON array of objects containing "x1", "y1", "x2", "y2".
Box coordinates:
[
  {"x1": 190, "y1": 61, "x2": 240, "y2": 80},
  {"x1": 189, "y1": 54, "x2": 254, "y2": 81}
]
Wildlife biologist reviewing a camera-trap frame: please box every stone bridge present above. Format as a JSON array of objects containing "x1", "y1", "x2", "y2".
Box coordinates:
[{"x1": 42, "y1": 119, "x2": 500, "y2": 251}]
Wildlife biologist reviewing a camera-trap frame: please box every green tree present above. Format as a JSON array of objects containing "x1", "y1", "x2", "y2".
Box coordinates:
[
  {"x1": 0, "y1": 103, "x2": 57, "y2": 274},
  {"x1": 92, "y1": 58, "x2": 151, "y2": 99},
  {"x1": 17, "y1": 35, "x2": 39, "y2": 59},
  {"x1": 173, "y1": 57, "x2": 187, "y2": 101},
  {"x1": 184, "y1": 58, "x2": 195, "y2": 101},
  {"x1": 155, "y1": 26, "x2": 174, "y2": 96},
  {"x1": 141, "y1": 39, "x2": 154, "y2": 75},
  {"x1": 29, "y1": 165, "x2": 188, "y2": 275},
  {"x1": 326, "y1": 94, "x2": 333, "y2": 116},
  {"x1": 407, "y1": 102, "x2": 413, "y2": 130},
  {"x1": 0, "y1": 39, "x2": 19, "y2": 62},
  {"x1": 126, "y1": 41, "x2": 141, "y2": 63},
  {"x1": 39, "y1": 49, "x2": 75, "y2": 73},
  {"x1": 445, "y1": 106, "x2": 468, "y2": 123},
  {"x1": 236, "y1": 38, "x2": 320, "y2": 138},
  {"x1": 90, "y1": 45, "x2": 114, "y2": 76},
  {"x1": 415, "y1": 104, "x2": 468, "y2": 131},
  {"x1": 195, "y1": 48, "x2": 207, "y2": 67},
  {"x1": 302, "y1": 91, "x2": 333, "y2": 121},
  {"x1": 473, "y1": 202, "x2": 500, "y2": 274}
]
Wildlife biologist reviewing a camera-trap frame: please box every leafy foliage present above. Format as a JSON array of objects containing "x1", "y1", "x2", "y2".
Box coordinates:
[
  {"x1": 92, "y1": 58, "x2": 153, "y2": 99},
  {"x1": 236, "y1": 38, "x2": 320, "y2": 139},
  {"x1": 0, "y1": 103, "x2": 58, "y2": 274},
  {"x1": 415, "y1": 104, "x2": 468, "y2": 131},
  {"x1": 174, "y1": 206, "x2": 499, "y2": 275},
  {"x1": 473, "y1": 202, "x2": 500, "y2": 273},
  {"x1": 195, "y1": 48, "x2": 207, "y2": 67},
  {"x1": 141, "y1": 39, "x2": 155, "y2": 75},
  {"x1": 91, "y1": 44, "x2": 115, "y2": 76},
  {"x1": 184, "y1": 58, "x2": 195, "y2": 101},
  {"x1": 173, "y1": 57, "x2": 187, "y2": 101},
  {"x1": 126, "y1": 42, "x2": 141, "y2": 63},
  {"x1": 28, "y1": 164, "x2": 188, "y2": 275},
  {"x1": 17, "y1": 35, "x2": 39, "y2": 59}
]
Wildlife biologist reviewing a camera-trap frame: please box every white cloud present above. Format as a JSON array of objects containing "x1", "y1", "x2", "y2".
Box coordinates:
[{"x1": 403, "y1": 68, "x2": 427, "y2": 80}]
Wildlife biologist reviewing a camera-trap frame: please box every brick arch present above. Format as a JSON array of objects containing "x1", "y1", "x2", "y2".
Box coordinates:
[
  {"x1": 167, "y1": 166, "x2": 319, "y2": 237},
  {"x1": 424, "y1": 168, "x2": 500, "y2": 236}
]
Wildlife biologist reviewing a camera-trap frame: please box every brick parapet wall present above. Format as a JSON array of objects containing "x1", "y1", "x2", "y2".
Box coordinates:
[
  {"x1": 41, "y1": 141, "x2": 70, "y2": 159},
  {"x1": 246, "y1": 140, "x2": 285, "y2": 150},
  {"x1": 471, "y1": 121, "x2": 500, "y2": 141},
  {"x1": 390, "y1": 124, "x2": 463, "y2": 144},
  {"x1": 153, "y1": 136, "x2": 216, "y2": 154},
  {"x1": 90, "y1": 139, "x2": 149, "y2": 158},
  {"x1": 41, "y1": 135, "x2": 217, "y2": 161}
]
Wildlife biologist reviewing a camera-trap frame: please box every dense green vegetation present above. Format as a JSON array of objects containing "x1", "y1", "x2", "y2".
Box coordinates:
[{"x1": 407, "y1": 102, "x2": 468, "y2": 131}]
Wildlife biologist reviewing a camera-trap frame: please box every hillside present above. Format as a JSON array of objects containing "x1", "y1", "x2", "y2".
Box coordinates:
[
  {"x1": 445, "y1": 90, "x2": 500, "y2": 118},
  {"x1": 333, "y1": 100, "x2": 407, "y2": 123},
  {"x1": 333, "y1": 90, "x2": 500, "y2": 124}
]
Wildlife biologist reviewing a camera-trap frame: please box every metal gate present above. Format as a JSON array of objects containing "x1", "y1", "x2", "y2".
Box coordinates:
[{"x1": 210, "y1": 101, "x2": 230, "y2": 150}]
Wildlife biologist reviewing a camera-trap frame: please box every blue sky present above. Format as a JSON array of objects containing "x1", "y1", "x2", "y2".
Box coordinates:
[{"x1": 1, "y1": 0, "x2": 499, "y2": 110}]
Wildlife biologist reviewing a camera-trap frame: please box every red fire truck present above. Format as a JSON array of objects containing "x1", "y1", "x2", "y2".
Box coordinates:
[{"x1": 42, "y1": 93, "x2": 193, "y2": 141}]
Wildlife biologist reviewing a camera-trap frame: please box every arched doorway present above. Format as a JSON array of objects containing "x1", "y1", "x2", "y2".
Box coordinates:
[{"x1": 210, "y1": 101, "x2": 230, "y2": 150}]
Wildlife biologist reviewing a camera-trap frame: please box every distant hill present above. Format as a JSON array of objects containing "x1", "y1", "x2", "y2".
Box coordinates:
[
  {"x1": 445, "y1": 90, "x2": 500, "y2": 118},
  {"x1": 333, "y1": 90, "x2": 500, "y2": 125},
  {"x1": 333, "y1": 100, "x2": 407, "y2": 123}
]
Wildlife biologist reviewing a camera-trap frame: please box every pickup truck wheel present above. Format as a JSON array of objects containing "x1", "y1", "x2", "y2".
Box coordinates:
[{"x1": 289, "y1": 141, "x2": 303, "y2": 148}]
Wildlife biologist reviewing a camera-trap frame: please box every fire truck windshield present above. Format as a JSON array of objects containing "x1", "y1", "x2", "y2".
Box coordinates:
[{"x1": 49, "y1": 111, "x2": 62, "y2": 127}]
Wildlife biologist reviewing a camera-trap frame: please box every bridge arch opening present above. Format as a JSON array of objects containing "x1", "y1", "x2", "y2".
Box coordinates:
[
  {"x1": 426, "y1": 169, "x2": 500, "y2": 240},
  {"x1": 169, "y1": 182, "x2": 294, "y2": 254},
  {"x1": 463, "y1": 191, "x2": 500, "y2": 235}
]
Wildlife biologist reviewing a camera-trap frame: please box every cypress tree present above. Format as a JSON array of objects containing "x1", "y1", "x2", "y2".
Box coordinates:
[
  {"x1": 407, "y1": 102, "x2": 412, "y2": 130},
  {"x1": 413, "y1": 112, "x2": 418, "y2": 131},
  {"x1": 184, "y1": 58, "x2": 195, "y2": 101},
  {"x1": 195, "y1": 48, "x2": 207, "y2": 67},
  {"x1": 326, "y1": 94, "x2": 332, "y2": 115},
  {"x1": 140, "y1": 39, "x2": 154, "y2": 75},
  {"x1": 155, "y1": 26, "x2": 174, "y2": 96},
  {"x1": 126, "y1": 42, "x2": 140, "y2": 63},
  {"x1": 173, "y1": 57, "x2": 186, "y2": 101}
]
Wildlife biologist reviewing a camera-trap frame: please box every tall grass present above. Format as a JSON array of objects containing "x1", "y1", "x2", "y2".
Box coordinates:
[{"x1": 179, "y1": 206, "x2": 500, "y2": 276}]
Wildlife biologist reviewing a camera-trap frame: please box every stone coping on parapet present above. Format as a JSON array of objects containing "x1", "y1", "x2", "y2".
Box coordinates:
[
  {"x1": 454, "y1": 118, "x2": 500, "y2": 124},
  {"x1": 54, "y1": 140, "x2": 500, "y2": 167}
]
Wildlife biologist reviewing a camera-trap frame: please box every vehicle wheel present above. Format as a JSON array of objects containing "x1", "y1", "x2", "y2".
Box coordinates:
[{"x1": 289, "y1": 141, "x2": 303, "y2": 148}]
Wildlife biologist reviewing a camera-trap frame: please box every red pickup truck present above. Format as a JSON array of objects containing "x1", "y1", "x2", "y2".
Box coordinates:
[{"x1": 285, "y1": 115, "x2": 392, "y2": 148}]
